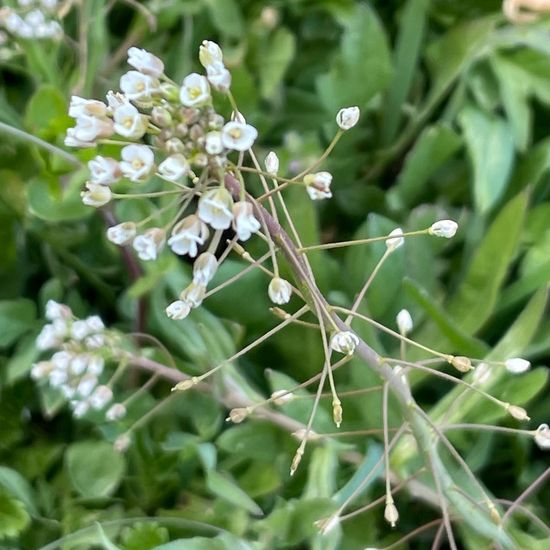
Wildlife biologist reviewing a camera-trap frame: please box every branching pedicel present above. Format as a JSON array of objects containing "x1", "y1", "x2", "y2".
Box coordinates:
[{"x1": 30, "y1": 39, "x2": 548, "y2": 547}]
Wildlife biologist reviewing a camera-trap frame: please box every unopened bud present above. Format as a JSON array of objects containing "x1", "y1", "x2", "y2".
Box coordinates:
[
  {"x1": 507, "y1": 404, "x2": 530, "y2": 421},
  {"x1": 172, "y1": 378, "x2": 196, "y2": 392},
  {"x1": 384, "y1": 501, "x2": 399, "y2": 527},
  {"x1": 396, "y1": 309, "x2": 413, "y2": 335},
  {"x1": 429, "y1": 219, "x2": 458, "y2": 238},
  {"x1": 227, "y1": 407, "x2": 249, "y2": 423},
  {"x1": 290, "y1": 442, "x2": 305, "y2": 476},
  {"x1": 265, "y1": 151, "x2": 279, "y2": 175},
  {"x1": 332, "y1": 399, "x2": 343, "y2": 428},
  {"x1": 151, "y1": 106, "x2": 172, "y2": 127},
  {"x1": 534, "y1": 423, "x2": 550, "y2": 450},
  {"x1": 160, "y1": 83, "x2": 179, "y2": 102},
  {"x1": 488, "y1": 502, "x2": 501, "y2": 524},
  {"x1": 270, "y1": 307, "x2": 290, "y2": 320},
  {"x1": 271, "y1": 389, "x2": 294, "y2": 405},
  {"x1": 505, "y1": 357, "x2": 531, "y2": 374},
  {"x1": 451, "y1": 356, "x2": 473, "y2": 373},
  {"x1": 165, "y1": 137, "x2": 185, "y2": 155}
]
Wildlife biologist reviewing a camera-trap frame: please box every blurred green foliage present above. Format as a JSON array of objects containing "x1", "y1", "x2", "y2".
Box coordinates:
[{"x1": 0, "y1": 0, "x2": 549, "y2": 548}]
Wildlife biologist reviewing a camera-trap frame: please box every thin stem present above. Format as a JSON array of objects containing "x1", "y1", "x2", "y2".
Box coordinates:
[
  {"x1": 291, "y1": 130, "x2": 343, "y2": 181},
  {"x1": 382, "y1": 383, "x2": 392, "y2": 506},
  {"x1": 112, "y1": 190, "x2": 182, "y2": 199},
  {"x1": 0, "y1": 121, "x2": 83, "y2": 167},
  {"x1": 502, "y1": 467, "x2": 550, "y2": 524}
]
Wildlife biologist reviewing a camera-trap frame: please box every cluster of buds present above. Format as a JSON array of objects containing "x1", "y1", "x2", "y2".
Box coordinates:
[
  {"x1": 0, "y1": 0, "x2": 62, "y2": 40},
  {"x1": 32, "y1": 300, "x2": 127, "y2": 421}
]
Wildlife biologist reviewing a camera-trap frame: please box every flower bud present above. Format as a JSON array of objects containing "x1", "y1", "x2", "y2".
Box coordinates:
[
  {"x1": 505, "y1": 357, "x2": 531, "y2": 374},
  {"x1": 172, "y1": 378, "x2": 197, "y2": 392},
  {"x1": 199, "y1": 40, "x2": 223, "y2": 68},
  {"x1": 451, "y1": 356, "x2": 473, "y2": 373},
  {"x1": 268, "y1": 277, "x2": 292, "y2": 305},
  {"x1": 107, "y1": 222, "x2": 136, "y2": 246},
  {"x1": 106, "y1": 403, "x2": 127, "y2": 421},
  {"x1": 179, "y1": 281, "x2": 206, "y2": 308},
  {"x1": 534, "y1": 424, "x2": 550, "y2": 450},
  {"x1": 151, "y1": 106, "x2": 172, "y2": 127},
  {"x1": 290, "y1": 443, "x2": 305, "y2": 476},
  {"x1": 165, "y1": 300, "x2": 191, "y2": 320},
  {"x1": 336, "y1": 106, "x2": 360, "y2": 130},
  {"x1": 304, "y1": 171, "x2": 332, "y2": 200},
  {"x1": 81, "y1": 183, "x2": 112, "y2": 207},
  {"x1": 193, "y1": 252, "x2": 218, "y2": 285},
  {"x1": 429, "y1": 219, "x2": 458, "y2": 238},
  {"x1": 271, "y1": 390, "x2": 294, "y2": 405},
  {"x1": 114, "y1": 434, "x2": 131, "y2": 453},
  {"x1": 507, "y1": 404, "x2": 530, "y2": 421},
  {"x1": 228, "y1": 407, "x2": 249, "y2": 423},
  {"x1": 330, "y1": 331, "x2": 359, "y2": 356},
  {"x1": 396, "y1": 309, "x2": 413, "y2": 335},
  {"x1": 386, "y1": 228, "x2": 404, "y2": 251},
  {"x1": 332, "y1": 399, "x2": 343, "y2": 428},
  {"x1": 133, "y1": 228, "x2": 166, "y2": 261},
  {"x1": 265, "y1": 151, "x2": 279, "y2": 175},
  {"x1": 384, "y1": 501, "x2": 399, "y2": 527}
]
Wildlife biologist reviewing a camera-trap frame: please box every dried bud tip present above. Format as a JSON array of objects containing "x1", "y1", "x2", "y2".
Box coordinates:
[
  {"x1": 172, "y1": 378, "x2": 196, "y2": 392},
  {"x1": 507, "y1": 404, "x2": 530, "y2": 421},
  {"x1": 384, "y1": 502, "x2": 399, "y2": 527},
  {"x1": 451, "y1": 355, "x2": 473, "y2": 373},
  {"x1": 270, "y1": 307, "x2": 290, "y2": 320},
  {"x1": 332, "y1": 399, "x2": 343, "y2": 428},
  {"x1": 271, "y1": 389, "x2": 294, "y2": 405},
  {"x1": 290, "y1": 444, "x2": 305, "y2": 476},
  {"x1": 227, "y1": 407, "x2": 249, "y2": 424},
  {"x1": 488, "y1": 503, "x2": 501, "y2": 524}
]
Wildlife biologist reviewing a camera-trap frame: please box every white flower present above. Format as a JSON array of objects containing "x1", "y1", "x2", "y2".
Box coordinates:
[
  {"x1": 180, "y1": 282, "x2": 206, "y2": 308},
  {"x1": 64, "y1": 127, "x2": 96, "y2": 148},
  {"x1": 336, "y1": 106, "x2": 360, "y2": 130},
  {"x1": 396, "y1": 309, "x2": 413, "y2": 335},
  {"x1": 132, "y1": 228, "x2": 166, "y2": 261},
  {"x1": 199, "y1": 40, "x2": 223, "y2": 68},
  {"x1": 158, "y1": 154, "x2": 189, "y2": 182},
  {"x1": 193, "y1": 253, "x2": 218, "y2": 285},
  {"x1": 106, "y1": 90, "x2": 129, "y2": 111},
  {"x1": 69, "y1": 96, "x2": 108, "y2": 119},
  {"x1": 205, "y1": 131, "x2": 224, "y2": 155},
  {"x1": 330, "y1": 331, "x2": 359, "y2": 355},
  {"x1": 51, "y1": 350, "x2": 72, "y2": 370},
  {"x1": 90, "y1": 385, "x2": 113, "y2": 410},
  {"x1": 165, "y1": 300, "x2": 191, "y2": 320},
  {"x1": 85, "y1": 334, "x2": 105, "y2": 349},
  {"x1": 71, "y1": 114, "x2": 114, "y2": 143},
  {"x1": 107, "y1": 222, "x2": 137, "y2": 245},
  {"x1": 265, "y1": 151, "x2": 279, "y2": 175},
  {"x1": 429, "y1": 219, "x2": 458, "y2": 239},
  {"x1": 81, "y1": 182, "x2": 112, "y2": 207},
  {"x1": 127, "y1": 47, "x2": 164, "y2": 77},
  {"x1": 70, "y1": 355, "x2": 89, "y2": 376},
  {"x1": 386, "y1": 228, "x2": 404, "y2": 251},
  {"x1": 51, "y1": 318, "x2": 68, "y2": 338},
  {"x1": 221, "y1": 121, "x2": 257, "y2": 151},
  {"x1": 534, "y1": 424, "x2": 550, "y2": 450},
  {"x1": 88, "y1": 156, "x2": 120, "y2": 185},
  {"x1": 106, "y1": 403, "x2": 127, "y2": 421},
  {"x1": 232, "y1": 201, "x2": 261, "y2": 241},
  {"x1": 85, "y1": 315, "x2": 104, "y2": 333},
  {"x1": 114, "y1": 434, "x2": 131, "y2": 452},
  {"x1": 304, "y1": 172, "x2": 332, "y2": 200},
  {"x1": 50, "y1": 368, "x2": 68, "y2": 387},
  {"x1": 120, "y1": 144, "x2": 155, "y2": 182},
  {"x1": 113, "y1": 103, "x2": 148, "y2": 139},
  {"x1": 76, "y1": 374, "x2": 97, "y2": 398},
  {"x1": 168, "y1": 215, "x2": 209, "y2": 257},
  {"x1": 120, "y1": 70, "x2": 159, "y2": 102},
  {"x1": 180, "y1": 73, "x2": 210, "y2": 107},
  {"x1": 505, "y1": 358, "x2": 531, "y2": 374},
  {"x1": 72, "y1": 400, "x2": 90, "y2": 418},
  {"x1": 87, "y1": 356, "x2": 104, "y2": 375},
  {"x1": 36, "y1": 324, "x2": 59, "y2": 350},
  {"x1": 206, "y1": 61, "x2": 231, "y2": 92},
  {"x1": 71, "y1": 320, "x2": 89, "y2": 341},
  {"x1": 198, "y1": 187, "x2": 234, "y2": 230},
  {"x1": 31, "y1": 361, "x2": 52, "y2": 380},
  {"x1": 268, "y1": 277, "x2": 292, "y2": 305},
  {"x1": 45, "y1": 300, "x2": 71, "y2": 321}
]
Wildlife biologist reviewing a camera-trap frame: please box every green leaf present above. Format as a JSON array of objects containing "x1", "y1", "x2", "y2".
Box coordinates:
[
  {"x1": 259, "y1": 27, "x2": 296, "y2": 100},
  {"x1": 458, "y1": 106, "x2": 515, "y2": 213},
  {"x1": 387, "y1": 124, "x2": 462, "y2": 211},
  {"x1": 121, "y1": 521, "x2": 169, "y2": 550},
  {"x1": 0, "y1": 467, "x2": 38, "y2": 516},
  {"x1": 204, "y1": 0, "x2": 243, "y2": 38},
  {"x1": 206, "y1": 470, "x2": 263, "y2": 517},
  {"x1": 24, "y1": 84, "x2": 70, "y2": 137},
  {"x1": 0, "y1": 491, "x2": 30, "y2": 539},
  {"x1": 0, "y1": 299, "x2": 36, "y2": 349},
  {"x1": 5, "y1": 334, "x2": 40, "y2": 384},
  {"x1": 446, "y1": 192, "x2": 528, "y2": 334},
  {"x1": 316, "y1": 4, "x2": 392, "y2": 113},
  {"x1": 96, "y1": 522, "x2": 122, "y2": 550},
  {"x1": 66, "y1": 441, "x2": 125, "y2": 499},
  {"x1": 217, "y1": 422, "x2": 279, "y2": 462}
]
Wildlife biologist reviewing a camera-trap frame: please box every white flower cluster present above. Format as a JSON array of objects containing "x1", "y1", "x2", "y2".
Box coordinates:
[
  {"x1": 0, "y1": 1, "x2": 62, "y2": 40},
  {"x1": 32, "y1": 300, "x2": 126, "y2": 422},
  {"x1": 66, "y1": 41, "x2": 265, "y2": 319}
]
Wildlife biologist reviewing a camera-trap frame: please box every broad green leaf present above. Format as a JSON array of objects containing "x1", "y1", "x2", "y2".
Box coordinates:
[
  {"x1": 205, "y1": 470, "x2": 263, "y2": 516},
  {"x1": 446, "y1": 192, "x2": 528, "y2": 334},
  {"x1": 217, "y1": 422, "x2": 279, "y2": 462},
  {"x1": 458, "y1": 106, "x2": 515, "y2": 213},
  {"x1": 316, "y1": 4, "x2": 392, "y2": 113},
  {"x1": 387, "y1": 124, "x2": 462, "y2": 211},
  {"x1": 259, "y1": 27, "x2": 296, "y2": 100},
  {"x1": 0, "y1": 299, "x2": 36, "y2": 348},
  {"x1": 24, "y1": 85, "x2": 69, "y2": 137},
  {"x1": 5, "y1": 334, "x2": 40, "y2": 384},
  {"x1": 66, "y1": 441, "x2": 125, "y2": 498},
  {"x1": 0, "y1": 491, "x2": 30, "y2": 539}
]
